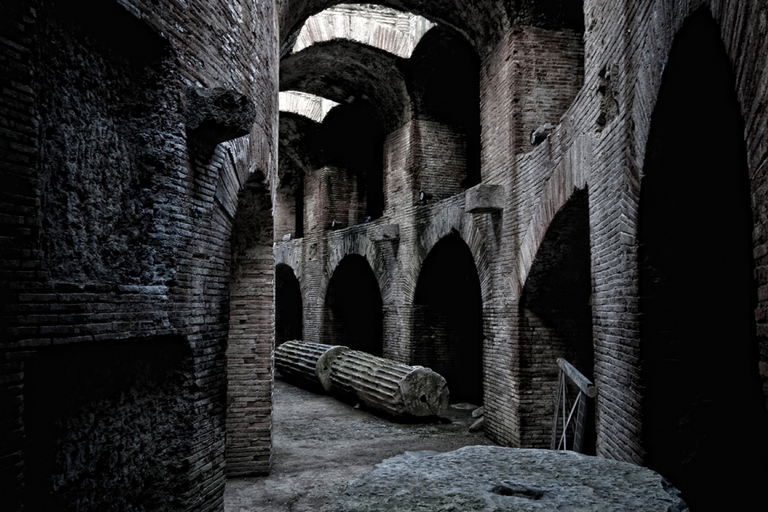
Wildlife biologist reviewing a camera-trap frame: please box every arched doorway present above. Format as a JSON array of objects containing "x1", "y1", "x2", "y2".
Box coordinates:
[
  {"x1": 275, "y1": 264, "x2": 303, "y2": 346},
  {"x1": 408, "y1": 25, "x2": 481, "y2": 188},
  {"x1": 413, "y1": 233, "x2": 483, "y2": 405},
  {"x1": 638, "y1": 9, "x2": 768, "y2": 510},
  {"x1": 518, "y1": 189, "x2": 593, "y2": 451},
  {"x1": 318, "y1": 103, "x2": 385, "y2": 223},
  {"x1": 322, "y1": 254, "x2": 383, "y2": 356}
]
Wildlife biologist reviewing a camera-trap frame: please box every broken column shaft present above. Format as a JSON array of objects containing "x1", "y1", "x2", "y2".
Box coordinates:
[
  {"x1": 275, "y1": 340, "x2": 449, "y2": 417},
  {"x1": 275, "y1": 340, "x2": 348, "y2": 391}
]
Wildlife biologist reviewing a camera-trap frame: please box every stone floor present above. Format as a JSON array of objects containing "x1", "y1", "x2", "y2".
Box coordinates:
[{"x1": 224, "y1": 376, "x2": 494, "y2": 512}]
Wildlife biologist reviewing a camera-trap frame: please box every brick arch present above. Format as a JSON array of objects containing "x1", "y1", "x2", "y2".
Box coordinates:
[
  {"x1": 517, "y1": 188, "x2": 593, "y2": 450},
  {"x1": 279, "y1": 0, "x2": 584, "y2": 60},
  {"x1": 275, "y1": 263, "x2": 303, "y2": 345},
  {"x1": 324, "y1": 231, "x2": 392, "y2": 304},
  {"x1": 624, "y1": 2, "x2": 768, "y2": 183},
  {"x1": 411, "y1": 229, "x2": 485, "y2": 404},
  {"x1": 291, "y1": 5, "x2": 434, "y2": 58},
  {"x1": 516, "y1": 141, "x2": 590, "y2": 300},
  {"x1": 274, "y1": 242, "x2": 306, "y2": 295},
  {"x1": 584, "y1": 1, "x2": 768, "y2": 470},
  {"x1": 404, "y1": 204, "x2": 491, "y2": 308},
  {"x1": 635, "y1": 7, "x2": 768, "y2": 509},
  {"x1": 322, "y1": 250, "x2": 384, "y2": 355}
]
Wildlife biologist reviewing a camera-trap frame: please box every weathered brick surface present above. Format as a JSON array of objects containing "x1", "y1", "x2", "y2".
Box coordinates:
[
  {"x1": 1, "y1": 0, "x2": 276, "y2": 508},
  {"x1": 4, "y1": 0, "x2": 768, "y2": 509},
  {"x1": 276, "y1": 0, "x2": 768, "y2": 490}
]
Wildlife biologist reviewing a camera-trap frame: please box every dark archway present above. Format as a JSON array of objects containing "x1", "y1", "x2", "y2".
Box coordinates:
[
  {"x1": 318, "y1": 103, "x2": 385, "y2": 221},
  {"x1": 275, "y1": 264, "x2": 303, "y2": 346},
  {"x1": 278, "y1": 112, "x2": 319, "y2": 240},
  {"x1": 638, "y1": 10, "x2": 768, "y2": 511},
  {"x1": 413, "y1": 233, "x2": 483, "y2": 404},
  {"x1": 408, "y1": 26, "x2": 480, "y2": 188},
  {"x1": 518, "y1": 189, "x2": 593, "y2": 451},
  {"x1": 322, "y1": 254, "x2": 383, "y2": 355}
]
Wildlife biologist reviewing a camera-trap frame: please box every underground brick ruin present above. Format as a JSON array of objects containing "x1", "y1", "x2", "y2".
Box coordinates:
[{"x1": 2, "y1": 1, "x2": 768, "y2": 511}]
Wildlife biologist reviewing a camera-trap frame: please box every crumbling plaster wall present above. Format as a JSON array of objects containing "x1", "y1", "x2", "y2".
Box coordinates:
[{"x1": 0, "y1": 0, "x2": 277, "y2": 509}]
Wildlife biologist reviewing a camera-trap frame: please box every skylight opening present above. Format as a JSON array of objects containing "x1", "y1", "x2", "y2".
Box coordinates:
[
  {"x1": 279, "y1": 91, "x2": 340, "y2": 123},
  {"x1": 292, "y1": 4, "x2": 435, "y2": 59}
]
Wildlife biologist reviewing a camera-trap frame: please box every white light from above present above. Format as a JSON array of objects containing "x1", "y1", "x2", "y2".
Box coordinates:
[
  {"x1": 279, "y1": 91, "x2": 339, "y2": 123},
  {"x1": 292, "y1": 4, "x2": 435, "y2": 59}
]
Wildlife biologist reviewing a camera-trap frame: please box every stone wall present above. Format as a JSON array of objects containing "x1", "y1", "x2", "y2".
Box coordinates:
[
  {"x1": 0, "y1": 0, "x2": 277, "y2": 508},
  {"x1": 4, "y1": 0, "x2": 768, "y2": 509}
]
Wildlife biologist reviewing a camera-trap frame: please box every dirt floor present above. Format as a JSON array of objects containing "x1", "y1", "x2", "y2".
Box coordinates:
[{"x1": 224, "y1": 376, "x2": 496, "y2": 512}]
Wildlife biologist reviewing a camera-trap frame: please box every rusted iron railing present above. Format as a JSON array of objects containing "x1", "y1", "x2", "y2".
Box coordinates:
[{"x1": 550, "y1": 358, "x2": 597, "y2": 453}]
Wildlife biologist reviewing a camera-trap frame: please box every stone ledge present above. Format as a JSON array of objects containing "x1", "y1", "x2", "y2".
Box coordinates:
[
  {"x1": 369, "y1": 223, "x2": 400, "y2": 242},
  {"x1": 465, "y1": 184, "x2": 504, "y2": 214},
  {"x1": 321, "y1": 446, "x2": 688, "y2": 512}
]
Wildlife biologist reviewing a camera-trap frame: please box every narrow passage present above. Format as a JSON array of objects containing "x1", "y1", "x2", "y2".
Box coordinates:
[{"x1": 224, "y1": 377, "x2": 494, "y2": 512}]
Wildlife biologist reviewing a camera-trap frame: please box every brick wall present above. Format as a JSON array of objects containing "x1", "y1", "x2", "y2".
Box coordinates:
[
  {"x1": 278, "y1": 5, "x2": 768, "y2": 498},
  {"x1": 304, "y1": 165, "x2": 364, "y2": 232},
  {"x1": 0, "y1": 0, "x2": 277, "y2": 508},
  {"x1": 383, "y1": 120, "x2": 468, "y2": 216}
]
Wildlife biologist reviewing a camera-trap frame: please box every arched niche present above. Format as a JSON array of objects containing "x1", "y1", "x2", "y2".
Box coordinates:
[
  {"x1": 412, "y1": 233, "x2": 483, "y2": 405},
  {"x1": 227, "y1": 170, "x2": 275, "y2": 476},
  {"x1": 518, "y1": 188, "x2": 593, "y2": 451},
  {"x1": 408, "y1": 25, "x2": 480, "y2": 188},
  {"x1": 275, "y1": 264, "x2": 303, "y2": 346},
  {"x1": 277, "y1": 112, "x2": 319, "y2": 240},
  {"x1": 322, "y1": 254, "x2": 384, "y2": 355},
  {"x1": 317, "y1": 103, "x2": 386, "y2": 222},
  {"x1": 638, "y1": 9, "x2": 768, "y2": 510}
]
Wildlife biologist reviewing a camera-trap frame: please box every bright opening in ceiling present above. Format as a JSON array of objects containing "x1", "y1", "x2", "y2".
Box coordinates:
[{"x1": 292, "y1": 4, "x2": 435, "y2": 59}]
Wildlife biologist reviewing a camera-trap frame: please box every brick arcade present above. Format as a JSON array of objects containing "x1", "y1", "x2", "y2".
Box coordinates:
[{"x1": 2, "y1": 1, "x2": 768, "y2": 511}]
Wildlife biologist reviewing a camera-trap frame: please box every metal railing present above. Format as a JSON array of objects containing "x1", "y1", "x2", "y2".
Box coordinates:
[{"x1": 550, "y1": 358, "x2": 597, "y2": 453}]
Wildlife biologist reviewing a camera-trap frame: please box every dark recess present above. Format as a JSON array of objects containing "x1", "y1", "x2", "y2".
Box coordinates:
[
  {"x1": 638, "y1": 9, "x2": 768, "y2": 511},
  {"x1": 413, "y1": 233, "x2": 484, "y2": 404}
]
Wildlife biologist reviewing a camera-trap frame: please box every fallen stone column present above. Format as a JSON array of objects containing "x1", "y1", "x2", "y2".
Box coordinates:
[
  {"x1": 329, "y1": 349, "x2": 449, "y2": 417},
  {"x1": 275, "y1": 340, "x2": 349, "y2": 391},
  {"x1": 275, "y1": 340, "x2": 449, "y2": 418}
]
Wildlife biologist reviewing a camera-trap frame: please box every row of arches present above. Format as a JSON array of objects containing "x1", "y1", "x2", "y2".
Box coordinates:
[
  {"x1": 275, "y1": 16, "x2": 486, "y2": 240},
  {"x1": 275, "y1": 233, "x2": 485, "y2": 405},
  {"x1": 270, "y1": 3, "x2": 768, "y2": 511}
]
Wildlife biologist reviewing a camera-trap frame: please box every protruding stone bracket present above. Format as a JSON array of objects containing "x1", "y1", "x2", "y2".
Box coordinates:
[
  {"x1": 370, "y1": 223, "x2": 400, "y2": 242},
  {"x1": 186, "y1": 87, "x2": 257, "y2": 145},
  {"x1": 465, "y1": 184, "x2": 505, "y2": 214}
]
